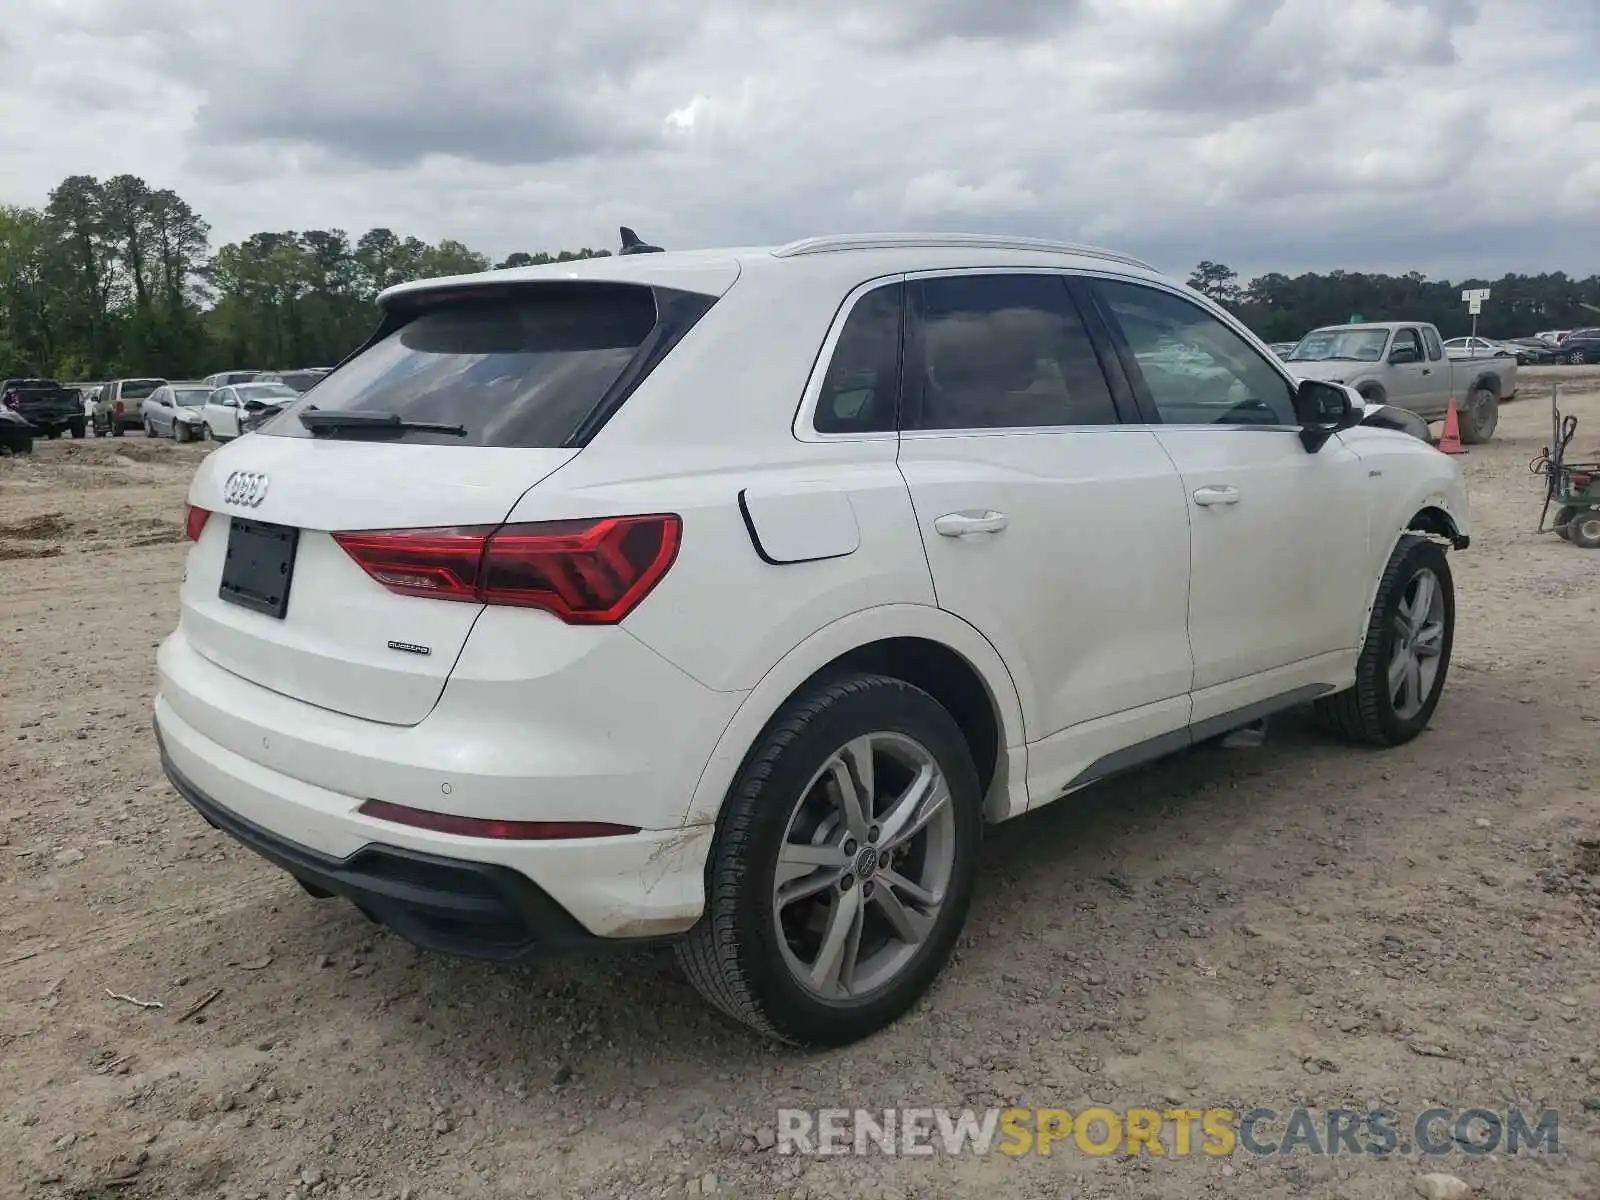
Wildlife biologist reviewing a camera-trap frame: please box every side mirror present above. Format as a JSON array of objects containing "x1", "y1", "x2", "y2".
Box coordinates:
[
  {"x1": 1294, "y1": 379, "x2": 1359, "y2": 452},
  {"x1": 1388, "y1": 345, "x2": 1420, "y2": 365}
]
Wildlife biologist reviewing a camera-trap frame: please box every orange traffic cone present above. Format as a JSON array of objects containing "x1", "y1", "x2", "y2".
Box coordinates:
[{"x1": 1437, "y1": 397, "x2": 1467, "y2": 454}]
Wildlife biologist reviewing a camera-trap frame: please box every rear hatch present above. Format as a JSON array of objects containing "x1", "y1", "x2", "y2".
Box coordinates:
[{"x1": 180, "y1": 273, "x2": 728, "y2": 726}]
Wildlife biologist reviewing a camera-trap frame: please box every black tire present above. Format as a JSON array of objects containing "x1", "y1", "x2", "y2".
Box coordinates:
[
  {"x1": 112, "y1": 424, "x2": 124, "y2": 438},
  {"x1": 69, "y1": 418, "x2": 84, "y2": 439},
  {"x1": 1357, "y1": 386, "x2": 1385, "y2": 406},
  {"x1": 1570, "y1": 511, "x2": 1600, "y2": 550},
  {"x1": 676, "y1": 672, "x2": 983, "y2": 1047},
  {"x1": 1458, "y1": 385, "x2": 1498, "y2": 444},
  {"x1": 1315, "y1": 535, "x2": 1454, "y2": 746},
  {"x1": 173, "y1": 421, "x2": 189, "y2": 443},
  {"x1": 1555, "y1": 505, "x2": 1578, "y2": 540}
]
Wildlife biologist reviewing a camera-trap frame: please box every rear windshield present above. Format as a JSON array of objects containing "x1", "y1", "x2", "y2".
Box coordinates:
[
  {"x1": 258, "y1": 284, "x2": 663, "y2": 447},
  {"x1": 121, "y1": 379, "x2": 165, "y2": 399}
]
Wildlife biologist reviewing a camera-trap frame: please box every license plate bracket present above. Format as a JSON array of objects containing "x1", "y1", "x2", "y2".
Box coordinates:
[{"x1": 219, "y1": 517, "x2": 298, "y2": 619}]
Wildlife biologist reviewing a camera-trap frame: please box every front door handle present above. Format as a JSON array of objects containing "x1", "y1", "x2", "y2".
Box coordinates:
[
  {"x1": 1192, "y1": 485, "x2": 1240, "y2": 507},
  {"x1": 934, "y1": 510, "x2": 1009, "y2": 537}
]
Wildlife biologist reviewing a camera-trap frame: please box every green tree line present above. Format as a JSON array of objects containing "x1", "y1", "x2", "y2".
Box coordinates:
[
  {"x1": 2, "y1": 174, "x2": 1596, "y2": 380},
  {"x1": 1186, "y1": 261, "x2": 1600, "y2": 342},
  {"x1": 0, "y1": 174, "x2": 612, "y2": 380}
]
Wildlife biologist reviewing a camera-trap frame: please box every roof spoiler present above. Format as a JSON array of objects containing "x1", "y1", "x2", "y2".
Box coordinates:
[{"x1": 619, "y1": 226, "x2": 664, "y2": 255}]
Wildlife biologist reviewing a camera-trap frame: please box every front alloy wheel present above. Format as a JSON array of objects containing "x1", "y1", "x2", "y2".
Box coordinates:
[
  {"x1": 678, "y1": 673, "x2": 981, "y2": 1046},
  {"x1": 1315, "y1": 534, "x2": 1454, "y2": 745}
]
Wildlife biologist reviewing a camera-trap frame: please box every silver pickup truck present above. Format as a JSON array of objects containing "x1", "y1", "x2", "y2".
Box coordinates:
[{"x1": 1283, "y1": 321, "x2": 1516, "y2": 444}]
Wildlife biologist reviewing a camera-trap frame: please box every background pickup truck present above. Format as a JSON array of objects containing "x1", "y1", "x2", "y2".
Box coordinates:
[
  {"x1": 1, "y1": 378, "x2": 85, "y2": 439},
  {"x1": 1282, "y1": 321, "x2": 1516, "y2": 444}
]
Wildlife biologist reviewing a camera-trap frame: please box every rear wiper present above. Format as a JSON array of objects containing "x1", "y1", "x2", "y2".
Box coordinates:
[{"x1": 298, "y1": 408, "x2": 467, "y2": 437}]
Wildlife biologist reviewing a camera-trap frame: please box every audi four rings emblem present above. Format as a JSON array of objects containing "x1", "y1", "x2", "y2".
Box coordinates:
[{"x1": 222, "y1": 471, "x2": 269, "y2": 508}]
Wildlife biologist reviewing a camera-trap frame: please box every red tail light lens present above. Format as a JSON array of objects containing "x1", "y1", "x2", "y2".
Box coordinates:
[
  {"x1": 333, "y1": 514, "x2": 681, "y2": 624},
  {"x1": 184, "y1": 504, "x2": 210, "y2": 541},
  {"x1": 358, "y1": 798, "x2": 638, "y2": 840},
  {"x1": 115, "y1": 400, "x2": 124, "y2": 414}
]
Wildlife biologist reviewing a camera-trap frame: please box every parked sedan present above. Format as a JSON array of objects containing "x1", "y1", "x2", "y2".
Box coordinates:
[
  {"x1": 1503, "y1": 337, "x2": 1561, "y2": 365},
  {"x1": 142, "y1": 383, "x2": 215, "y2": 441},
  {"x1": 1442, "y1": 335, "x2": 1517, "y2": 360},
  {"x1": 199, "y1": 381, "x2": 298, "y2": 440}
]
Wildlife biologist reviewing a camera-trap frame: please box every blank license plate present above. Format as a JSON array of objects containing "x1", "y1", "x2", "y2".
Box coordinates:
[{"x1": 219, "y1": 518, "x2": 298, "y2": 619}]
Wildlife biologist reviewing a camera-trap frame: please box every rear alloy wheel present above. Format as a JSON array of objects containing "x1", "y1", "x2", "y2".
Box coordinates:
[
  {"x1": 1570, "y1": 510, "x2": 1600, "y2": 550},
  {"x1": 1457, "y1": 385, "x2": 1498, "y2": 444},
  {"x1": 1571, "y1": 350, "x2": 1588, "y2": 366},
  {"x1": 677, "y1": 673, "x2": 982, "y2": 1046},
  {"x1": 1315, "y1": 535, "x2": 1454, "y2": 746}
]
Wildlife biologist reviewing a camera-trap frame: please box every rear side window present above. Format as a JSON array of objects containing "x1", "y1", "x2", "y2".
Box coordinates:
[
  {"x1": 906, "y1": 273, "x2": 1119, "y2": 431},
  {"x1": 1422, "y1": 327, "x2": 1443, "y2": 361},
  {"x1": 261, "y1": 283, "x2": 685, "y2": 447},
  {"x1": 814, "y1": 283, "x2": 902, "y2": 434}
]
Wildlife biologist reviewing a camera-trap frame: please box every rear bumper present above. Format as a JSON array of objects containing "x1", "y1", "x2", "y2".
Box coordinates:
[
  {"x1": 158, "y1": 731, "x2": 631, "y2": 958},
  {"x1": 153, "y1": 688, "x2": 716, "y2": 947}
]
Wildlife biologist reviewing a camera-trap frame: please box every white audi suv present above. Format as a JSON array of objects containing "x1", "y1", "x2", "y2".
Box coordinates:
[{"x1": 154, "y1": 232, "x2": 1470, "y2": 1046}]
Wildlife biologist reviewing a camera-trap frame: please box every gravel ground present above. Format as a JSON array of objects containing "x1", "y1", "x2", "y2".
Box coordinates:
[{"x1": 3, "y1": 369, "x2": 1600, "y2": 1200}]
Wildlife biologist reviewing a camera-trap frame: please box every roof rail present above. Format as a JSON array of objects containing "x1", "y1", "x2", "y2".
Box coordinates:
[{"x1": 771, "y1": 232, "x2": 1157, "y2": 272}]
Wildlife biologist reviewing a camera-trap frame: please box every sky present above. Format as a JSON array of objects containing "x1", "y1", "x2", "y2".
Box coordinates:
[{"x1": 1, "y1": 0, "x2": 1597, "y2": 283}]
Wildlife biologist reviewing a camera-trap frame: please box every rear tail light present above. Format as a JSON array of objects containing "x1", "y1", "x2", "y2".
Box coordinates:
[
  {"x1": 357, "y1": 798, "x2": 638, "y2": 840},
  {"x1": 333, "y1": 514, "x2": 681, "y2": 625},
  {"x1": 3, "y1": 392, "x2": 17, "y2": 411},
  {"x1": 115, "y1": 400, "x2": 124, "y2": 414},
  {"x1": 184, "y1": 504, "x2": 210, "y2": 541}
]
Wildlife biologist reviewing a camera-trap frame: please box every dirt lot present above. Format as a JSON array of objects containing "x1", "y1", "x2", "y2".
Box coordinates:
[{"x1": 3, "y1": 371, "x2": 1600, "y2": 1200}]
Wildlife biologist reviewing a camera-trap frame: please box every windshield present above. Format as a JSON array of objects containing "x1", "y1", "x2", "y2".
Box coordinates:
[
  {"x1": 1286, "y1": 329, "x2": 1390, "y2": 363},
  {"x1": 236, "y1": 383, "x2": 298, "y2": 401},
  {"x1": 173, "y1": 388, "x2": 212, "y2": 406}
]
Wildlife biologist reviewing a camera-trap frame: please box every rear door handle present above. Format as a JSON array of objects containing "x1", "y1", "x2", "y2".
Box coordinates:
[
  {"x1": 1192, "y1": 485, "x2": 1240, "y2": 507},
  {"x1": 934, "y1": 510, "x2": 1009, "y2": 537}
]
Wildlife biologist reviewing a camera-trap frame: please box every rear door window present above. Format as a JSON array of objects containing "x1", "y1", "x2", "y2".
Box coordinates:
[
  {"x1": 260, "y1": 283, "x2": 694, "y2": 447},
  {"x1": 905, "y1": 273, "x2": 1120, "y2": 430}
]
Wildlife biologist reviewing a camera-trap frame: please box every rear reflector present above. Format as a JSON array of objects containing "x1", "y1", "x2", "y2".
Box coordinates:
[
  {"x1": 358, "y1": 798, "x2": 639, "y2": 840},
  {"x1": 185, "y1": 504, "x2": 210, "y2": 541},
  {"x1": 333, "y1": 514, "x2": 681, "y2": 624}
]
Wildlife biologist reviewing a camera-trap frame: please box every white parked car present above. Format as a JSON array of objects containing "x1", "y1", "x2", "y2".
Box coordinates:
[
  {"x1": 200, "y1": 381, "x2": 299, "y2": 440},
  {"x1": 154, "y1": 232, "x2": 1471, "y2": 1046},
  {"x1": 141, "y1": 382, "x2": 215, "y2": 441}
]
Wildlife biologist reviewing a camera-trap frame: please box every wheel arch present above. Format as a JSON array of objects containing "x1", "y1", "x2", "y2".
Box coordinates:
[
  {"x1": 1467, "y1": 369, "x2": 1505, "y2": 397},
  {"x1": 681, "y1": 605, "x2": 1028, "y2": 828}
]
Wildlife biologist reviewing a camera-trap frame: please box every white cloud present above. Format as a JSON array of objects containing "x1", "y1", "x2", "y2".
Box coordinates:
[{"x1": 0, "y1": 0, "x2": 1594, "y2": 279}]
